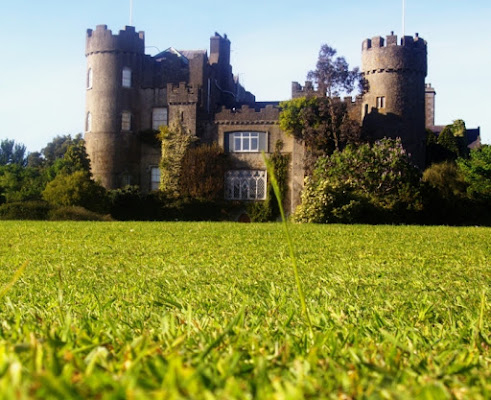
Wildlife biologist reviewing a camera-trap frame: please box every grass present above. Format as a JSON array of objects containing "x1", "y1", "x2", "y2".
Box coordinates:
[{"x1": 0, "y1": 221, "x2": 489, "y2": 399}]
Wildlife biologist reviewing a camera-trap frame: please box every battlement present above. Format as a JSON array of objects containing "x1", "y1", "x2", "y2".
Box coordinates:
[
  {"x1": 215, "y1": 104, "x2": 279, "y2": 124},
  {"x1": 362, "y1": 32, "x2": 426, "y2": 51},
  {"x1": 167, "y1": 82, "x2": 200, "y2": 104},
  {"x1": 361, "y1": 32, "x2": 427, "y2": 76},
  {"x1": 86, "y1": 25, "x2": 145, "y2": 56},
  {"x1": 291, "y1": 81, "x2": 321, "y2": 98}
]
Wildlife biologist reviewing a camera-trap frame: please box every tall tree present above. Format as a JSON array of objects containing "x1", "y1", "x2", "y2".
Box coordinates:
[
  {"x1": 0, "y1": 139, "x2": 27, "y2": 166},
  {"x1": 307, "y1": 44, "x2": 362, "y2": 151}
]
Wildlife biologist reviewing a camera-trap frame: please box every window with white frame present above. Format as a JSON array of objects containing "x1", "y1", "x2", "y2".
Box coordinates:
[
  {"x1": 87, "y1": 68, "x2": 93, "y2": 89},
  {"x1": 122, "y1": 67, "x2": 132, "y2": 88},
  {"x1": 86, "y1": 112, "x2": 92, "y2": 132},
  {"x1": 150, "y1": 167, "x2": 160, "y2": 191},
  {"x1": 376, "y1": 96, "x2": 385, "y2": 108},
  {"x1": 226, "y1": 131, "x2": 267, "y2": 153},
  {"x1": 225, "y1": 170, "x2": 267, "y2": 200},
  {"x1": 121, "y1": 112, "x2": 131, "y2": 131},
  {"x1": 152, "y1": 108, "x2": 168, "y2": 130}
]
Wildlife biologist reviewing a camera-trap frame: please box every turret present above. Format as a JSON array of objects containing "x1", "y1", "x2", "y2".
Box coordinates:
[
  {"x1": 84, "y1": 25, "x2": 145, "y2": 188},
  {"x1": 361, "y1": 32, "x2": 427, "y2": 166}
]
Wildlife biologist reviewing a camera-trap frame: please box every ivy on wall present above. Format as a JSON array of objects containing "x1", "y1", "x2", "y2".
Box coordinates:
[{"x1": 158, "y1": 121, "x2": 197, "y2": 198}]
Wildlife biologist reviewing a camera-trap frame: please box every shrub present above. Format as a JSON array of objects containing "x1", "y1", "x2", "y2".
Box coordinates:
[
  {"x1": 0, "y1": 201, "x2": 51, "y2": 220},
  {"x1": 48, "y1": 206, "x2": 112, "y2": 221},
  {"x1": 108, "y1": 187, "x2": 165, "y2": 221},
  {"x1": 294, "y1": 139, "x2": 423, "y2": 224},
  {"x1": 42, "y1": 171, "x2": 107, "y2": 213}
]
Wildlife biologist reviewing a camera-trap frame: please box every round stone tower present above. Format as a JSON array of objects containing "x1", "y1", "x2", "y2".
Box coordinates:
[
  {"x1": 361, "y1": 33, "x2": 427, "y2": 166},
  {"x1": 85, "y1": 25, "x2": 145, "y2": 188}
]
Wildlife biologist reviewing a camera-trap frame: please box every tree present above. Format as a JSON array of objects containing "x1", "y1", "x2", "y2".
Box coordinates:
[
  {"x1": 42, "y1": 170, "x2": 106, "y2": 212},
  {"x1": 279, "y1": 45, "x2": 362, "y2": 173},
  {"x1": 307, "y1": 44, "x2": 362, "y2": 151},
  {"x1": 307, "y1": 45, "x2": 361, "y2": 99},
  {"x1": 0, "y1": 139, "x2": 27, "y2": 166},
  {"x1": 457, "y1": 145, "x2": 491, "y2": 201},
  {"x1": 294, "y1": 139, "x2": 422, "y2": 224},
  {"x1": 42, "y1": 134, "x2": 83, "y2": 166}
]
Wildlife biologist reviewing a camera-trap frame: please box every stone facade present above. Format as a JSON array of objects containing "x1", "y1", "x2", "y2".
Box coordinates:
[{"x1": 85, "y1": 25, "x2": 466, "y2": 215}]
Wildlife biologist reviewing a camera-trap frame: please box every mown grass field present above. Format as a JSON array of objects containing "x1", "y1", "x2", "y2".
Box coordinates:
[{"x1": 0, "y1": 221, "x2": 489, "y2": 399}]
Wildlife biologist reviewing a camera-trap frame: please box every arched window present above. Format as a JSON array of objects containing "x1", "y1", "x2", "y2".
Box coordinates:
[
  {"x1": 86, "y1": 112, "x2": 92, "y2": 132},
  {"x1": 122, "y1": 67, "x2": 132, "y2": 88},
  {"x1": 87, "y1": 68, "x2": 93, "y2": 89},
  {"x1": 225, "y1": 170, "x2": 267, "y2": 200}
]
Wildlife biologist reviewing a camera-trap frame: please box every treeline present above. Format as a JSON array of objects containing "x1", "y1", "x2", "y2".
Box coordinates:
[{"x1": 0, "y1": 135, "x2": 236, "y2": 221}]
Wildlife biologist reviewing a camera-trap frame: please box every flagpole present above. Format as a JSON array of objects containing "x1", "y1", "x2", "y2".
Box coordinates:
[
  {"x1": 130, "y1": 0, "x2": 133, "y2": 26},
  {"x1": 402, "y1": 0, "x2": 406, "y2": 39}
]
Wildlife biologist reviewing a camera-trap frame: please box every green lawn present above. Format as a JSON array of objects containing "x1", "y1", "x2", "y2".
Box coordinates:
[{"x1": 0, "y1": 221, "x2": 489, "y2": 399}]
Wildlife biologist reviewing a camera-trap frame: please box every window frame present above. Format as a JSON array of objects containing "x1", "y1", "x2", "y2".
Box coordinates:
[
  {"x1": 152, "y1": 108, "x2": 168, "y2": 130},
  {"x1": 376, "y1": 96, "x2": 386, "y2": 109},
  {"x1": 226, "y1": 131, "x2": 267, "y2": 153},
  {"x1": 150, "y1": 166, "x2": 160, "y2": 191},
  {"x1": 225, "y1": 170, "x2": 267, "y2": 201}
]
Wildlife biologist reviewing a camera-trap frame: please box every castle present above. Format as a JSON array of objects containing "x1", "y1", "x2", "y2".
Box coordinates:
[{"x1": 84, "y1": 25, "x2": 461, "y2": 214}]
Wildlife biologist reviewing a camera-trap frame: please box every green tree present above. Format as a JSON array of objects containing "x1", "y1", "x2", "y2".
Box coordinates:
[
  {"x1": 294, "y1": 139, "x2": 422, "y2": 223},
  {"x1": 279, "y1": 45, "x2": 362, "y2": 173},
  {"x1": 0, "y1": 164, "x2": 46, "y2": 204},
  {"x1": 457, "y1": 145, "x2": 491, "y2": 200},
  {"x1": 42, "y1": 170, "x2": 106, "y2": 212},
  {"x1": 42, "y1": 134, "x2": 83, "y2": 166},
  {"x1": 0, "y1": 139, "x2": 27, "y2": 166}
]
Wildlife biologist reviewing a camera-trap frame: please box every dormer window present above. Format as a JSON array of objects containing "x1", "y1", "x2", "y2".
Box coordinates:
[{"x1": 122, "y1": 67, "x2": 132, "y2": 88}]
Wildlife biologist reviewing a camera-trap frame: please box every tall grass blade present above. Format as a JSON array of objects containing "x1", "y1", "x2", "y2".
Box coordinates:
[
  {"x1": 263, "y1": 153, "x2": 313, "y2": 337},
  {"x1": 0, "y1": 261, "x2": 28, "y2": 300}
]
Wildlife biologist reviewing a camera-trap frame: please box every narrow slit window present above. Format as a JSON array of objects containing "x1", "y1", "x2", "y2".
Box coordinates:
[
  {"x1": 122, "y1": 67, "x2": 132, "y2": 88},
  {"x1": 86, "y1": 112, "x2": 92, "y2": 132},
  {"x1": 121, "y1": 112, "x2": 131, "y2": 131},
  {"x1": 87, "y1": 68, "x2": 93, "y2": 89}
]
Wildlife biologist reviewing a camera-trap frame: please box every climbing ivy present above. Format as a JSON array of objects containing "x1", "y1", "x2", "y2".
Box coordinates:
[{"x1": 158, "y1": 121, "x2": 197, "y2": 198}]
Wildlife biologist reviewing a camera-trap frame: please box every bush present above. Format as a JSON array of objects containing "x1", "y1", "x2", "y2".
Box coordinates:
[
  {"x1": 108, "y1": 186, "x2": 165, "y2": 221},
  {"x1": 294, "y1": 139, "x2": 423, "y2": 224},
  {"x1": 0, "y1": 201, "x2": 51, "y2": 220},
  {"x1": 48, "y1": 206, "x2": 112, "y2": 221},
  {"x1": 42, "y1": 171, "x2": 107, "y2": 213}
]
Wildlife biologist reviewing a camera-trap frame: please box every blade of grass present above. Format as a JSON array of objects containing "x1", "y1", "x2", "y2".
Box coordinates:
[
  {"x1": 263, "y1": 153, "x2": 313, "y2": 338},
  {"x1": 0, "y1": 261, "x2": 28, "y2": 300}
]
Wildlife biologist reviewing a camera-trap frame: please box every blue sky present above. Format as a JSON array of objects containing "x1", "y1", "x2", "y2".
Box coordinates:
[{"x1": 1, "y1": 0, "x2": 490, "y2": 152}]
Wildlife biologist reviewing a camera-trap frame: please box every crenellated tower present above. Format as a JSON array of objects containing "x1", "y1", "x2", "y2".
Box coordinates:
[
  {"x1": 361, "y1": 33, "x2": 427, "y2": 166},
  {"x1": 85, "y1": 25, "x2": 145, "y2": 188}
]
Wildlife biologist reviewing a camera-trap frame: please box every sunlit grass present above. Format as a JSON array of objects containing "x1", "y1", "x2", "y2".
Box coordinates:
[{"x1": 0, "y1": 221, "x2": 489, "y2": 398}]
